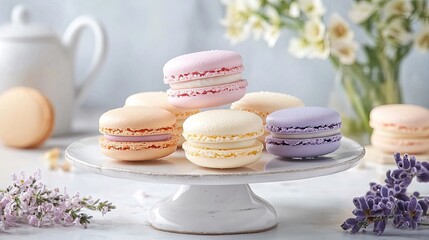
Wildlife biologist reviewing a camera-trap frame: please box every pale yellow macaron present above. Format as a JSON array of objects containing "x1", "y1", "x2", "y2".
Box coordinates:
[
  {"x1": 231, "y1": 92, "x2": 304, "y2": 143},
  {"x1": 370, "y1": 104, "x2": 429, "y2": 154},
  {"x1": 0, "y1": 87, "x2": 55, "y2": 148},
  {"x1": 124, "y1": 92, "x2": 199, "y2": 147},
  {"x1": 182, "y1": 109, "x2": 264, "y2": 169},
  {"x1": 99, "y1": 106, "x2": 178, "y2": 161}
]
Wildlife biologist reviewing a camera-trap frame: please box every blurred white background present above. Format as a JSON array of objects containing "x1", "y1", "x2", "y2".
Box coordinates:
[{"x1": 0, "y1": 0, "x2": 427, "y2": 111}]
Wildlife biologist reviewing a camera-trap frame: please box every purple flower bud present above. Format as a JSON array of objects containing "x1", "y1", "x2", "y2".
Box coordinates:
[
  {"x1": 422, "y1": 162, "x2": 429, "y2": 170},
  {"x1": 417, "y1": 172, "x2": 429, "y2": 182},
  {"x1": 358, "y1": 197, "x2": 369, "y2": 211},
  {"x1": 408, "y1": 197, "x2": 417, "y2": 211},
  {"x1": 394, "y1": 152, "x2": 401, "y2": 164},
  {"x1": 419, "y1": 200, "x2": 428, "y2": 214},
  {"x1": 373, "y1": 220, "x2": 386, "y2": 236},
  {"x1": 380, "y1": 186, "x2": 389, "y2": 198}
]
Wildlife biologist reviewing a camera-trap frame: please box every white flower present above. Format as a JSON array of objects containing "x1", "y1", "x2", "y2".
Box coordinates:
[
  {"x1": 382, "y1": 19, "x2": 412, "y2": 45},
  {"x1": 266, "y1": 5, "x2": 281, "y2": 25},
  {"x1": 261, "y1": 6, "x2": 282, "y2": 47},
  {"x1": 288, "y1": 36, "x2": 330, "y2": 59},
  {"x1": 385, "y1": 0, "x2": 413, "y2": 17},
  {"x1": 328, "y1": 13, "x2": 354, "y2": 42},
  {"x1": 414, "y1": 25, "x2": 429, "y2": 52},
  {"x1": 298, "y1": 0, "x2": 326, "y2": 17},
  {"x1": 303, "y1": 18, "x2": 326, "y2": 43},
  {"x1": 331, "y1": 40, "x2": 358, "y2": 65},
  {"x1": 348, "y1": 1, "x2": 376, "y2": 24},
  {"x1": 220, "y1": 1, "x2": 251, "y2": 44},
  {"x1": 264, "y1": 25, "x2": 281, "y2": 47},
  {"x1": 247, "y1": 15, "x2": 268, "y2": 40},
  {"x1": 307, "y1": 37, "x2": 330, "y2": 59},
  {"x1": 288, "y1": 37, "x2": 311, "y2": 58},
  {"x1": 221, "y1": 0, "x2": 260, "y2": 11},
  {"x1": 289, "y1": 2, "x2": 300, "y2": 18}
]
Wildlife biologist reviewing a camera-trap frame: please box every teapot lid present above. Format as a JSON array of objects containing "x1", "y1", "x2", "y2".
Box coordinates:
[{"x1": 0, "y1": 5, "x2": 56, "y2": 40}]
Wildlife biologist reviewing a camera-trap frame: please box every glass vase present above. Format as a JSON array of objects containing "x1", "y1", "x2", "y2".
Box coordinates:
[{"x1": 329, "y1": 67, "x2": 402, "y2": 145}]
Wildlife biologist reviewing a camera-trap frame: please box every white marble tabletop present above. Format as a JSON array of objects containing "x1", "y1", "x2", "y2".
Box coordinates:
[{"x1": 0, "y1": 109, "x2": 428, "y2": 239}]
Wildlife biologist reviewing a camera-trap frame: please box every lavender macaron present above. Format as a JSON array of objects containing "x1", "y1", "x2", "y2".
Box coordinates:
[{"x1": 265, "y1": 107, "x2": 342, "y2": 158}]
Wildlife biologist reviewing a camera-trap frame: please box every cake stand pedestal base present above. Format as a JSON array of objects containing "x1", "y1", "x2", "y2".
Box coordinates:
[{"x1": 148, "y1": 184, "x2": 278, "y2": 235}]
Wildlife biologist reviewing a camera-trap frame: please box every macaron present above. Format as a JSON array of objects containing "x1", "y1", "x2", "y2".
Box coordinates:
[
  {"x1": 182, "y1": 109, "x2": 264, "y2": 169},
  {"x1": 265, "y1": 107, "x2": 342, "y2": 158},
  {"x1": 99, "y1": 106, "x2": 178, "y2": 161},
  {"x1": 231, "y1": 92, "x2": 305, "y2": 144},
  {"x1": 0, "y1": 87, "x2": 54, "y2": 148},
  {"x1": 370, "y1": 104, "x2": 429, "y2": 154},
  {"x1": 163, "y1": 50, "x2": 247, "y2": 109},
  {"x1": 124, "y1": 91, "x2": 199, "y2": 147}
]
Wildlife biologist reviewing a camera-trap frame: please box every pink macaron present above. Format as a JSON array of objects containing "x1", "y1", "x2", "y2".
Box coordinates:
[{"x1": 163, "y1": 50, "x2": 247, "y2": 109}]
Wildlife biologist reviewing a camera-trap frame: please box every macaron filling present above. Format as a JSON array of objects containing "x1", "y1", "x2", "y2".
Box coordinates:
[
  {"x1": 271, "y1": 129, "x2": 341, "y2": 139},
  {"x1": 266, "y1": 133, "x2": 342, "y2": 146},
  {"x1": 169, "y1": 73, "x2": 242, "y2": 90},
  {"x1": 104, "y1": 134, "x2": 171, "y2": 142},
  {"x1": 164, "y1": 65, "x2": 244, "y2": 83},
  {"x1": 266, "y1": 122, "x2": 342, "y2": 134},
  {"x1": 187, "y1": 139, "x2": 257, "y2": 150},
  {"x1": 167, "y1": 80, "x2": 248, "y2": 98}
]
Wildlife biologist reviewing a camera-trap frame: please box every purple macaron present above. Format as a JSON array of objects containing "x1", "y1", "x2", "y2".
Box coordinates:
[{"x1": 265, "y1": 107, "x2": 342, "y2": 158}]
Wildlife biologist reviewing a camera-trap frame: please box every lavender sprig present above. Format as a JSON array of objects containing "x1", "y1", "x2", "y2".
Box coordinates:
[
  {"x1": 0, "y1": 170, "x2": 115, "y2": 230},
  {"x1": 342, "y1": 153, "x2": 429, "y2": 235}
]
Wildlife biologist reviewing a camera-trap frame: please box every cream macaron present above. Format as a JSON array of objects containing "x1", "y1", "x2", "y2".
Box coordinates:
[
  {"x1": 99, "y1": 106, "x2": 178, "y2": 161},
  {"x1": 125, "y1": 91, "x2": 199, "y2": 147},
  {"x1": 231, "y1": 92, "x2": 304, "y2": 144},
  {"x1": 182, "y1": 109, "x2": 264, "y2": 169},
  {"x1": 370, "y1": 104, "x2": 429, "y2": 154}
]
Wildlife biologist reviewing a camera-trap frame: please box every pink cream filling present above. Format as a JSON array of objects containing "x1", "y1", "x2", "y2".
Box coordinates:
[{"x1": 104, "y1": 134, "x2": 171, "y2": 142}]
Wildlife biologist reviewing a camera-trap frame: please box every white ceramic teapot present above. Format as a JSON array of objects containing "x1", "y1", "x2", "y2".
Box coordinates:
[{"x1": 0, "y1": 5, "x2": 107, "y2": 135}]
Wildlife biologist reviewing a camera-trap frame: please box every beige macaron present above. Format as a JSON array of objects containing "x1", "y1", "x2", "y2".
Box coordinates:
[
  {"x1": 0, "y1": 87, "x2": 55, "y2": 148},
  {"x1": 231, "y1": 92, "x2": 304, "y2": 143},
  {"x1": 124, "y1": 91, "x2": 199, "y2": 147},
  {"x1": 99, "y1": 106, "x2": 178, "y2": 161}
]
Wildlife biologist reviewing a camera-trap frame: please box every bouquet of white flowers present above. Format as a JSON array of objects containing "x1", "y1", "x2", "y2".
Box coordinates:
[{"x1": 221, "y1": 0, "x2": 429, "y2": 142}]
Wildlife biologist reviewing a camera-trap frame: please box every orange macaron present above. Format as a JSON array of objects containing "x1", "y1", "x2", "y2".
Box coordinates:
[{"x1": 99, "y1": 106, "x2": 178, "y2": 161}]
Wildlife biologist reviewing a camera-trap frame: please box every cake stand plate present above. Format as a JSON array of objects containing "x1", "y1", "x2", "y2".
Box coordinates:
[{"x1": 66, "y1": 136, "x2": 365, "y2": 235}]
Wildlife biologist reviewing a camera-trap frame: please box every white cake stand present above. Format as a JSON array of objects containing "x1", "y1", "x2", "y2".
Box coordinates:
[{"x1": 65, "y1": 136, "x2": 365, "y2": 235}]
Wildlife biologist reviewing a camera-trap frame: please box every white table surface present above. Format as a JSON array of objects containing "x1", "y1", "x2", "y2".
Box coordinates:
[{"x1": 0, "y1": 109, "x2": 428, "y2": 240}]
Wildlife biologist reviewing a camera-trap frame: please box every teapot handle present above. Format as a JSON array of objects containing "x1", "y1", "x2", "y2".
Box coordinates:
[{"x1": 63, "y1": 16, "x2": 107, "y2": 105}]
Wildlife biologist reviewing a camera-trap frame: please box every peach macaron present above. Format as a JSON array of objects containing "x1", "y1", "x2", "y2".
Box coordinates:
[
  {"x1": 99, "y1": 106, "x2": 178, "y2": 161},
  {"x1": 370, "y1": 104, "x2": 429, "y2": 154},
  {"x1": 124, "y1": 91, "x2": 199, "y2": 147},
  {"x1": 0, "y1": 87, "x2": 54, "y2": 148}
]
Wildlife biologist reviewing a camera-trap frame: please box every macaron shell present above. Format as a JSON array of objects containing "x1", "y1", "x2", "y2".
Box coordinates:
[
  {"x1": 124, "y1": 91, "x2": 199, "y2": 119},
  {"x1": 167, "y1": 80, "x2": 247, "y2": 109},
  {"x1": 99, "y1": 107, "x2": 176, "y2": 136},
  {"x1": 163, "y1": 50, "x2": 243, "y2": 83},
  {"x1": 183, "y1": 109, "x2": 264, "y2": 143},
  {"x1": 182, "y1": 141, "x2": 263, "y2": 169},
  {"x1": 0, "y1": 87, "x2": 54, "y2": 148},
  {"x1": 231, "y1": 92, "x2": 305, "y2": 119},
  {"x1": 99, "y1": 135, "x2": 178, "y2": 161},
  {"x1": 370, "y1": 104, "x2": 429, "y2": 135},
  {"x1": 266, "y1": 134, "x2": 342, "y2": 158},
  {"x1": 266, "y1": 107, "x2": 341, "y2": 134},
  {"x1": 371, "y1": 131, "x2": 429, "y2": 154}
]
